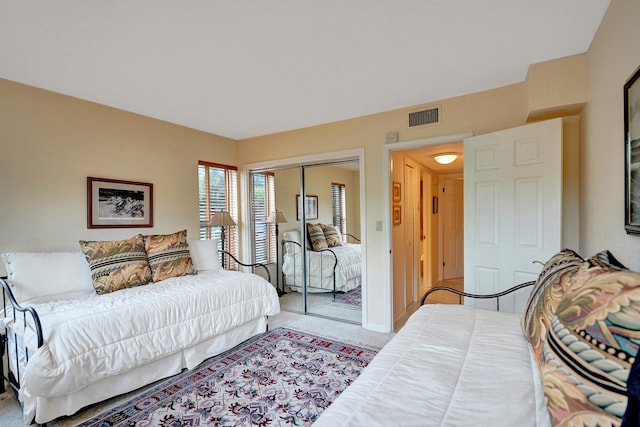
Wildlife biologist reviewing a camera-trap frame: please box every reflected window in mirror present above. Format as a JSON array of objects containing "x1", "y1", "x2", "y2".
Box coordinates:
[
  {"x1": 331, "y1": 182, "x2": 346, "y2": 235},
  {"x1": 251, "y1": 172, "x2": 276, "y2": 264}
]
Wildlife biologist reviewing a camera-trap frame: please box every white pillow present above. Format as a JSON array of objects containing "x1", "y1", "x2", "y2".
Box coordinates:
[
  {"x1": 1, "y1": 251, "x2": 95, "y2": 304},
  {"x1": 188, "y1": 239, "x2": 222, "y2": 272},
  {"x1": 283, "y1": 230, "x2": 302, "y2": 253}
]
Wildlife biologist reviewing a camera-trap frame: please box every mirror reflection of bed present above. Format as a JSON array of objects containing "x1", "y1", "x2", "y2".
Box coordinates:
[
  {"x1": 279, "y1": 228, "x2": 362, "y2": 323},
  {"x1": 250, "y1": 159, "x2": 362, "y2": 324}
]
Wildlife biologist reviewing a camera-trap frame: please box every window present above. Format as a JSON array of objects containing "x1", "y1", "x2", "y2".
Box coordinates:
[
  {"x1": 332, "y1": 182, "x2": 346, "y2": 235},
  {"x1": 198, "y1": 161, "x2": 238, "y2": 266},
  {"x1": 251, "y1": 172, "x2": 276, "y2": 264}
]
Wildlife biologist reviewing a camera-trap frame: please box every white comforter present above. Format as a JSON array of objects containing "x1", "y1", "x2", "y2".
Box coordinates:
[
  {"x1": 6, "y1": 270, "x2": 279, "y2": 413},
  {"x1": 315, "y1": 304, "x2": 551, "y2": 427},
  {"x1": 282, "y1": 243, "x2": 361, "y2": 292}
]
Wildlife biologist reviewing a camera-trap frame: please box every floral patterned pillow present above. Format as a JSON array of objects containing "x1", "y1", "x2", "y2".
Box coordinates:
[
  {"x1": 586, "y1": 249, "x2": 628, "y2": 271},
  {"x1": 307, "y1": 223, "x2": 328, "y2": 251},
  {"x1": 79, "y1": 234, "x2": 152, "y2": 294},
  {"x1": 520, "y1": 249, "x2": 584, "y2": 364},
  {"x1": 541, "y1": 267, "x2": 640, "y2": 426},
  {"x1": 145, "y1": 230, "x2": 197, "y2": 282},
  {"x1": 320, "y1": 224, "x2": 342, "y2": 247}
]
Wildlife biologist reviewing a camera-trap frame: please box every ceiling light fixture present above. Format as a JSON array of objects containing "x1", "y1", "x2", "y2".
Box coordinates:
[{"x1": 432, "y1": 153, "x2": 459, "y2": 165}]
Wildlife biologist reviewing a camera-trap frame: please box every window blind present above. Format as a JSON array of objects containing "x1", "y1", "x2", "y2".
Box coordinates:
[
  {"x1": 251, "y1": 172, "x2": 276, "y2": 264},
  {"x1": 198, "y1": 161, "x2": 238, "y2": 268},
  {"x1": 331, "y1": 182, "x2": 346, "y2": 235}
]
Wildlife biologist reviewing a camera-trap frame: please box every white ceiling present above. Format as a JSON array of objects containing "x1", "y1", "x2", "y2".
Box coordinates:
[{"x1": 0, "y1": 1, "x2": 610, "y2": 140}]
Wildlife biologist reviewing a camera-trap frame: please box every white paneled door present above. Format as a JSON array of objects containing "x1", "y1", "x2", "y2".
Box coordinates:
[
  {"x1": 442, "y1": 174, "x2": 464, "y2": 279},
  {"x1": 464, "y1": 118, "x2": 563, "y2": 313}
]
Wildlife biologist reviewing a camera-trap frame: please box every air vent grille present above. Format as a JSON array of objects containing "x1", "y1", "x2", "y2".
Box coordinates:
[{"x1": 409, "y1": 107, "x2": 439, "y2": 127}]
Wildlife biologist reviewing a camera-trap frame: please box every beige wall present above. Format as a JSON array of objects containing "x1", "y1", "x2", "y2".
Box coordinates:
[
  {"x1": 0, "y1": 79, "x2": 237, "y2": 276},
  {"x1": 581, "y1": 0, "x2": 640, "y2": 270}
]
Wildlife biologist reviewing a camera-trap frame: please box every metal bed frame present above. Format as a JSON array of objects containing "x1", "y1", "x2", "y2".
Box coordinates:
[
  {"x1": 420, "y1": 280, "x2": 536, "y2": 311},
  {"x1": 0, "y1": 252, "x2": 270, "y2": 400}
]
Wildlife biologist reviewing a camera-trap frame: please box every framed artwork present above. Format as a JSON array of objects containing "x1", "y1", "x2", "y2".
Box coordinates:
[
  {"x1": 625, "y1": 66, "x2": 640, "y2": 235},
  {"x1": 393, "y1": 181, "x2": 401, "y2": 203},
  {"x1": 393, "y1": 205, "x2": 401, "y2": 225},
  {"x1": 87, "y1": 177, "x2": 153, "y2": 228},
  {"x1": 296, "y1": 195, "x2": 318, "y2": 221}
]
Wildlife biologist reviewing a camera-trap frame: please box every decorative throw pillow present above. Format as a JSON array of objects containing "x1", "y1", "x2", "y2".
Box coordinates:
[
  {"x1": 541, "y1": 267, "x2": 640, "y2": 426},
  {"x1": 145, "y1": 230, "x2": 197, "y2": 282},
  {"x1": 321, "y1": 223, "x2": 342, "y2": 247},
  {"x1": 79, "y1": 234, "x2": 152, "y2": 294},
  {"x1": 307, "y1": 223, "x2": 328, "y2": 251},
  {"x1": 520, "y1": 249, "x2": 584, "y2": 364},
  {"x1": 586, "y1": 249, "x2": 628, "y2": 271}
]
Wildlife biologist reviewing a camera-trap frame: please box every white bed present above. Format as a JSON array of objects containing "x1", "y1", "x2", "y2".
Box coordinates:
[
  {"x1": 281, "y1": 230, "x2": 361, "y2": 293},
  {"x1": 3, "y1": 267, "x2": 280, "y2": 424},
  {"x1": 314, "y1": 304, "x2": 551, "y2": 427}
]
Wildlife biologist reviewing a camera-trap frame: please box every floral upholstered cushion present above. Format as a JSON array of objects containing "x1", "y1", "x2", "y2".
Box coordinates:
[
  {"x1": 321, "y1": 224, "x2": 342, "y2": 247},
  {"x1": 521, "y1": 249, "x2": 584, "y2": 364},
  {"x1": 541, "y1": 267, "x2": 640, "y2": 427},
  {"x1": 586, "y1": 249, "x2": 628, "y2": 271},
  {"x1": 145, "y1": 230, "x2": 197, "y2": 282},
  {"x1": 79, "y1": 234, "x2": 152, "y2": 294},
  {"x1": 307, "y1": 223, "x2": 328, "y2": 251}
]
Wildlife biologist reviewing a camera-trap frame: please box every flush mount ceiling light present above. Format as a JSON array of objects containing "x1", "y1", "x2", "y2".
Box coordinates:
[{"x1": 432, "y1": 153, "x2": 459, "y2": 165}]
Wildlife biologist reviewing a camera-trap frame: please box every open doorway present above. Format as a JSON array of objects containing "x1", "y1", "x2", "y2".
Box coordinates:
[{"x1": 390, "y1": 138, "x2": 466, "y2": 330}]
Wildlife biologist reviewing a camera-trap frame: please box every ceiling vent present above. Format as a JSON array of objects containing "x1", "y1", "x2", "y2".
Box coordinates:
[{"x1": 409, "y1": 106, "x2": 440, "y2": 127}]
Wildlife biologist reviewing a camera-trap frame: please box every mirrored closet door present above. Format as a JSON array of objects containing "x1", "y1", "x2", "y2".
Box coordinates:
[{"x1": 248, "y1": 159, "x2": 362, "y2": 324}]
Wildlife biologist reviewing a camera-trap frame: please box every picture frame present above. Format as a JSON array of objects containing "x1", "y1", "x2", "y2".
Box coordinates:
[
  {"x1": 393, "y1": 181, "x2": 401, "y2": 203},
  {"x1": 393, "y1": 205, "x2": 401, "y2": 225},
  {"x1": 87, "y1": 177, "x2": 153, "y2": 228},
  {"x1": 296, "y1": 194, "x2": 318, "y2": 221},
  {"x1": 625, "y1": 66, "x2": 640, "y2": 235}
]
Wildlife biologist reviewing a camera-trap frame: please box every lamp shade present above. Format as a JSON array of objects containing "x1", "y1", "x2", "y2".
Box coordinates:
[
  {"x1": 433, "y1": 153, "x2": 459, "y2": 165},
  {"x1": 210, "y1": 210, "x2": 236, "y2": 227},
  {"x1": 266, "y1": 210, "x2": 288, "y2": 224}
]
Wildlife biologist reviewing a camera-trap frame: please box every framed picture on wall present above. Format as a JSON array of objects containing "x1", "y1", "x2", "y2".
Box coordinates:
[
  {"x1": 296, "y1": 195, "x2": 318, "y2": 221},
  {"x1": 625, "y1": 66, "x2": 640, "y2": 235},
  {"x1": 87, "y1": 177, "x2": 153, "y2": 228},
  {"x1": 393, "y1": 181, "x2": 401, "y2": 203},
  {"x1": 393, "y1": 205, "x2": 401, "y2": 225}
]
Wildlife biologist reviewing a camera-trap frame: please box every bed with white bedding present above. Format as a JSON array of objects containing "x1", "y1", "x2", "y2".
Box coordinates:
[
  {"x1": 0, "y1": 239, "x2": 280, "y2": 424},
  {"x1": 281, "y1": 230, "x2": 361, "y2": 294},
  {"x1": 316, "y1": 249, "x2": 640, "y2": 426},
  {"x1": 314, "y1": 304, "x2": 551, "y2": 427}
]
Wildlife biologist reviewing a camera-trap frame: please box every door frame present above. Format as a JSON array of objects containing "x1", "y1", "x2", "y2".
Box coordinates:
[{"x1": 383, "y1": 132, "x2": 472, "y2": 331}]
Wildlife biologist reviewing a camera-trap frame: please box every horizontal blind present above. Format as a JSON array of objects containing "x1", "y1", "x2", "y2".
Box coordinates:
[
  {"x1": 198, "y1": 161, "x2": 238, "y2": 268},
  {"x1": 251, "y1": 172, "x2": 275, "y2": 264},
  {"x1": 331, "y1": 182, "x2": 346, "y2": 235}
]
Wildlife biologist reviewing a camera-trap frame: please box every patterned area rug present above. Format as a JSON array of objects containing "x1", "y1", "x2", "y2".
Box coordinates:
[
  {"x1": 78, "y1": 327, "x2": 376, "y2": 426},
  {"x1": 333, "y1": 286, "x2": 361, "y2": 307}
]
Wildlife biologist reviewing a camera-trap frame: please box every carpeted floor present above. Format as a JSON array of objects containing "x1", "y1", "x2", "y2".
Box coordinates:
[
  {"x1": 0, "y1": 312, "x2": 394, "y2": 426},
  {"x1": 333, "y1": 286, "x2": 361, "y2": 307}
]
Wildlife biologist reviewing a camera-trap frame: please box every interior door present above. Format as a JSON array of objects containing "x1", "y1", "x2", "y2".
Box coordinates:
[
  {"x1": 464, "y1": 118, "x2": 563, "y2": 313},
  {"x1": 442, "y1": 175, "x2": 464, "y2": 279}
]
